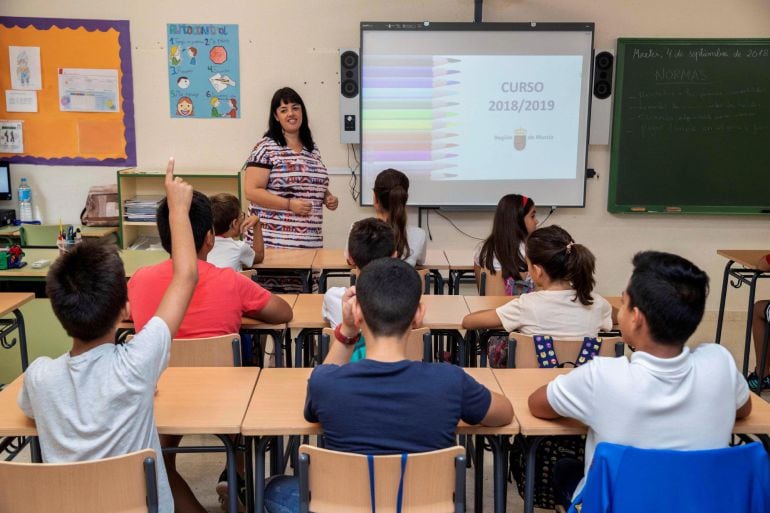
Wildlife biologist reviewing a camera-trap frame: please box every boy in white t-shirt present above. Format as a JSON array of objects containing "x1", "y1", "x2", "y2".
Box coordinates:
[
  {"x1": 207, "y1": 192, "x2": 263, "y2": 271},
  {"x1": 528, "y1": 251, "x2": 751, "y2": 511},
  {"x1": 17, "y1": 159, "x2": 198, "y2": 513}
]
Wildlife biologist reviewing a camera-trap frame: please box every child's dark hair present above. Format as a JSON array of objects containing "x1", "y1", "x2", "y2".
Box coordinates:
[
  {"x1": 626, "y1": 251, "x2": 708, "y2": 345},
  {"x1": 373, "y1": 169, "x2": 410, "y2": 261},
  {"x1": 157, "y1": 190, "x2": 212, "y2": 254},
  {"x1": 264, "y1": 87, "x2": 315, "y2": 151},
  {"x1": 348, "y1": 218, "x2": 396, "y2": 269},
  {"x1": 526, "y1": 225, "x2": 596, "y2": 305},
  {"x1": 46, "y1": 239, "x2": 127, "y2": 342},
  {"x1": 479, "y1": 194, "x2": 534, "y2": 281},
  {"x1": 356, "y1": 258, "x2": 421, "y2": 338},
  {"x1": 210, "y1": 193, "x2": 241, "y2": 236}
]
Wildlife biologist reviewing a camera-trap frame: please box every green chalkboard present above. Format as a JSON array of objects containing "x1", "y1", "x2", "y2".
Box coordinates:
[{"x1": 608, "y1": 38, "x2": 770, "y2": 214}]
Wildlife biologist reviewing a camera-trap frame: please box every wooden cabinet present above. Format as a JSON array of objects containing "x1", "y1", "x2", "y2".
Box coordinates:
[{"x1": 117, "y1": 168, "x2": 242, "y2": 249}]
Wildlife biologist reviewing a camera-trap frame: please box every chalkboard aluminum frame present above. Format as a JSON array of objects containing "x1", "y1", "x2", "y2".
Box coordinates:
[
  {"x1": 608, "y1": 38, "x2": 770, "y2": 215},
  {"x1": 358, "y1": 22, "x2": 596, "y2": 208}
]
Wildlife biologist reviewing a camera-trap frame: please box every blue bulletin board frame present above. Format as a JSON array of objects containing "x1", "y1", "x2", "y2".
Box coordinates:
[{"x1": 167, "y1": 23, "x2": 240, "y2": 119}]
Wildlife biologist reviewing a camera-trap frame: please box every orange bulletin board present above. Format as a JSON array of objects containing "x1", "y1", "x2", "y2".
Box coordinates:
[{"x1": 0, "y1": 17, "x2": 136, "y2": 166}]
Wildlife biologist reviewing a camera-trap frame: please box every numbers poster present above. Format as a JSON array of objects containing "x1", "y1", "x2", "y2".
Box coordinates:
[{"x1": 167, "y1": 24, "x2": 240, "y2": 119}]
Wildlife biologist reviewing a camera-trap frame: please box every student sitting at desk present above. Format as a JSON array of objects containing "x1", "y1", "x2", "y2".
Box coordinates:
[
  {"x1": 264, "y1": 258, "x2": 514, "y2": 512},
  {"x1": 528, "y1": 251, "x2": 751, "y2": 512},
  {"x1": 207, "y1": 192, "x2": 264, "y2": 271},
  {"x1": 128, "y1": 189, "x2": 292, "y2": 513},
  {"x1": 462, "y1": 225, "x2": 612, "y2": 337},
  {"x1": 749, "y1": 252, "x2": 770, "y2": 390},
  {"x1": 322, "y1": 217, "x2": 396, "y2": 361},
  {"x1": 18, "y1": 159, "x2": 198, "y2": 513}
]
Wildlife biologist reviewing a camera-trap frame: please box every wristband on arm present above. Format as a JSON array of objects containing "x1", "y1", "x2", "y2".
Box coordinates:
[{"x1": 334, "y1": 324, "x2": 361, "y2": 346}]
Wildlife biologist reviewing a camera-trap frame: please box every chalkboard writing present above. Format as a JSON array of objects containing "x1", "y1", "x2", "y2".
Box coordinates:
[{"x1": 608, "y1": 39, "x2": 770, "y2": 214}]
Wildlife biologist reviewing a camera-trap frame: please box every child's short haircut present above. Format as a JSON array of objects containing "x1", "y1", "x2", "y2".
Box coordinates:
[
  {"x1": 626, "y1": 251, "x2": 709, "y2": 345},
  {"x1": 356, "y1": 257, "x2": 421, "y2": 337},
  {"x1": 156, "y1": 190, "x2": 212, "y2": 254},
  {"x1": 210, "y1": 193, "x2": 241, "y2": 236},
  {"x1": 46, "y1": 238, "x2": 127, "y2": 342},
  {"x1": 348, "y1": 218, "x2": 396, "y2": 269}
]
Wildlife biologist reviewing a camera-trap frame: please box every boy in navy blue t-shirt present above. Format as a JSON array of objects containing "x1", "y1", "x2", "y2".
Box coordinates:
[{"x1": 265, "y1": 258, "x2": 513, "y2": 512}]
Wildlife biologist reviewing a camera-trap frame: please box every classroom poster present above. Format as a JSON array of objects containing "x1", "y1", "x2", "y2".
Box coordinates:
[
  {"x1": 5, "y1": 90, "x2": 37, "y2": 112},
  {"x1": 0, "y1": 120, "x2": 23, "y2": 153},
  {"x1": 58, "y1": 68, "x2": 120, "y2": 112},
  {"x1": 167, "y1": 23, "x2": 240, "y2": 119},
  {"x1": 9, "y1": 46, "x2": 42, "y2": 90}
]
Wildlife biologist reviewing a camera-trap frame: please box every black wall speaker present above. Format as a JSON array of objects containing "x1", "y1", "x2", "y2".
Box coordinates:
[
  {"x1": 589, "y1": 50, "x2": 615, "y2": 145},
  {"x1": 339, "y1": 48, "x2": 360, "y2": 143}
]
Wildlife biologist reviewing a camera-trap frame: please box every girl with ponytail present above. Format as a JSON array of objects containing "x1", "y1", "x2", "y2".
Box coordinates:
[
  {"x1": 371, "y1": 169, "x2": 426, "y2": 266},
  {"x1": 463, "y1": 225, "x2": 612, "y2": 337}
]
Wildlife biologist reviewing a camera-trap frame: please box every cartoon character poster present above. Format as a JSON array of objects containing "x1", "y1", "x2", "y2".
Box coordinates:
[{"x1": 167, "y1": 24, "x2": 240, "y2": 119}]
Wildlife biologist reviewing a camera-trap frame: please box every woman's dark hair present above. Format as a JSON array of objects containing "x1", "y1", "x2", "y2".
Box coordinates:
[
  {"x1": 264, "y1": 87, "x2": 315, "y2": 151},
  {"x1": 526, "y1": 225, "x2": 596, "y2": 305},
  {"x1": 373, "y1": 169, "x2": 411, "y2": 260},
  {"x1": 479, "y1": 194, "x2": 534, "y2": 281}
]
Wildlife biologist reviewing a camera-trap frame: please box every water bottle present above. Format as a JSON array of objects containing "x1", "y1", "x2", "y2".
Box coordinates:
[{"x1": 18, "y1": 178, "x2": 33, "y2": 222}]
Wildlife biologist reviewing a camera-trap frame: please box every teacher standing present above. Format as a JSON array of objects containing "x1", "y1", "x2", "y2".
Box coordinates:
[{"x1": 244, "y1": 87, "x2": 338, "y2": 250}]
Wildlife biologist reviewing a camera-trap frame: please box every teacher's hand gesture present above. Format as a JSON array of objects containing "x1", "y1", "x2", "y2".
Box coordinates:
[
  {"x1": 324, "y1": 193, "x2": 339, "y2": 211},
  {"x1": 288, "y1": 198, "x2": 313, "y2": 216}
]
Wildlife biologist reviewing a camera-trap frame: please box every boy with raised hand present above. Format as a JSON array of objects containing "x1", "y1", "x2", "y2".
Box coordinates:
[
  {"x1": 264, "y1": 258, "x2": 513, "y2": 512},
  {"x1": 18, "y1": 158, "x2": 197, "y2": 513},
  {"x1": 528, "y1": 251, "x2": 751, "y2": 512}
]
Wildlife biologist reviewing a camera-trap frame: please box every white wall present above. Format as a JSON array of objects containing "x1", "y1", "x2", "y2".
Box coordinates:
[{"x1": 4, "y1": 0, "x2": 770, "y2": 314}]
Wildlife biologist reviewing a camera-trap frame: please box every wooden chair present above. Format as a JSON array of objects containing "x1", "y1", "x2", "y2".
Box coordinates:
[
  {"x1": 0, "y1": 448, "x2": 160, "y2": 513},
  {"x1": 19, "y1": 224, "x2": 71, "y2": 248},
  {"x1": 475, "y1": 267, "x2": 507, "y2": 296},
  {"x1": 319, "y1": 327, "x2": 431, "y2": 363},
  {"x1": 298, "y1": 444, "x2": 465, "y2": 513},
  {"x1": 351, "y1": 267, "x2": 431, "y2": 294},
  {"x1": 168, "y1": 334, "x2": 242, "y2": 367},
  {"x1": 507, "y1": 332, "x2": 624, "y2": 368}
]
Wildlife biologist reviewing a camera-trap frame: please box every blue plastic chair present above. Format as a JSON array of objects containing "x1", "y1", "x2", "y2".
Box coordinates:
[{"x1": 569, "y1": 442, "x2": 770, "y2": 513}]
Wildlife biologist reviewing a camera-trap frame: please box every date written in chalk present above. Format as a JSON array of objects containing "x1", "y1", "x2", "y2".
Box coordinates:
[{"x1": 488, "y1": 100, "x2": 555, "y2": 112}]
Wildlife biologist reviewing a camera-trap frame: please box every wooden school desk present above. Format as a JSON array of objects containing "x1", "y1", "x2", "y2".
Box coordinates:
[
  {"x1": 715, "y1": 250, "x2": 770, "y2": 375},
  {"x1": 311, "y1": 249, "x2": 352, "y2": 293},
  {"x1": 0, "y1": 368, "x2": 260, "y2": 513},
  {"x1": 288, "y1": 294, "x2": 328, "y2": 367},
  {"x1": 444, "y1": 249, "x2": 476, "y2": 294},
  {"x1": 0, "y1": 248, "x2": 167, "y2": 282},
  {"x1": 0, "y1": 292, "x2": 34, "y2": 370},
  {"x1": 420, "y1": 295, "x2": 470, "y2": 364},
  {"x1": 418, "y1": 249, "x2": 450, "y2": 294},
  {"x1": 252, "y1": 248, "x2": 317, "y2": 293},
  {"x1": 241, "y1": 367, "x2": 518, "y2": 513},
  {"x1": 493, "y1": 367, "x2": 770, "y2": 513}
]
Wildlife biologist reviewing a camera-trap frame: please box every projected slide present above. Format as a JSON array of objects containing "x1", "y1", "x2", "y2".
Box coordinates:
[{"x1": 363, "y1": 55, "x2": 583, "y2": 181}]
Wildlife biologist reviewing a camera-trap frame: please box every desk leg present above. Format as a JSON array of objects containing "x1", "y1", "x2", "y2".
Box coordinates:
[
  {"x1": 216, "y1": 435, "x2": 239, "y2": 513},
  {"x1": 304, "y1": 270, "x2": 312, "y2": 294},
  {"x1": 30, "y1": 437, "x2": 42, "y2": 463},
  {"x1": 272, "y1": 330, "x2": 284, "y2": 369},
  {"x1": 13, "y1": 309, "x2": 28, "y2": 371},
  {"x1": 318, "y1": 270, "x2": 329, "y2": 293},
  {"x1": 474, "y1": 435, "x2": 484, "y2": 513},
  {"x1": 283, "y1": 329, "x2": 292, "y2": 369},
  {"x1": 454, "y1": 331, "x2": 466, "y2": 367},
  {"x1": 743, "y1": 273, "x2": 760, "y2": 376},
  {"x1": 715, "y1": 260, "x2": 733, "y2": 345},
  {"x1": 244, "y1": 436, "x2": 254, "y2": 513},
  {"x1": 488, "y1": 436, "x2": 508, "y2": 513},
  {"x1": 523, "y1": 436, "x2": 544, "y2": 513},
  {"x1": 254, "y1": 437, "x2": 271, "y2": 513}
]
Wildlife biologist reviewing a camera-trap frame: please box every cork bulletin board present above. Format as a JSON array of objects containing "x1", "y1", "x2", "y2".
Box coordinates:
[{"x1": 0, "y1": 17, "x2": 136, "y2": 166}]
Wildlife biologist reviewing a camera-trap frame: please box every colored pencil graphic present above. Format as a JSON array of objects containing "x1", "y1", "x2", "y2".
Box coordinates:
[
  {"x1": 363, "y1": 151, "x2": 458, "y2": 161},
  {"x1": 365, "y1": 88, "x2": 459, "y2": 99},
  {"x1": 364, "y1": 132, "x2": 459, "y2": 142},
  {"x1": 363, "y1": 120, "x2": 458, "y2": 131},
  {"x1": 365, "y1": 56, "x2": 461, "y2": 67},
  {"x1": 362, "y1": 78, "x2": 460, "y2": 88},
  {"x1": 363, "y1": 67, "x2": 461, "y2": 78},
  {"x1": 363, "y1": 110, "x2": 458, "y2": 120},
  {"x1": 365, "y1": 100, "x2": 459, "y2": 109},
  {"x1": 370, "y1": 142, "x2": 458, "y2": 151},
  {"x1": 365, "y1": 161, "x2": 459, "y2": 172}
]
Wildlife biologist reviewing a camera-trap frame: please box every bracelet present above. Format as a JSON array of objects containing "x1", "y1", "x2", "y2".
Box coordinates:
[{"x1": 334, "y1": 324, "x2": 361, "y2": 346}]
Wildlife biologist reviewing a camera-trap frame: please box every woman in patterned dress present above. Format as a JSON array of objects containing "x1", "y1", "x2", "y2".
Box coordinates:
[{"x1": 244, "y1": 87, "x2": 338, "y2": 289}]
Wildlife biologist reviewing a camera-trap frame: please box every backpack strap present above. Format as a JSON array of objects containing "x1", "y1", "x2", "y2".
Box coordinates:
[
  {"x1": 367, "y1": 453, "x2": 408, "y2": 513},
  {"x1": 534, "y1": 335, "x2": 559, "y2": 368},
  {"x1": 575, "y1": 337, "x2": 603, "y2": 366}
]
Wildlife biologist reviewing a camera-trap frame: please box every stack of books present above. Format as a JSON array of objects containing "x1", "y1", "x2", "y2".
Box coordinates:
[{"x1": 124, "y1": 195, "x2": 163, "y2": 222}]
